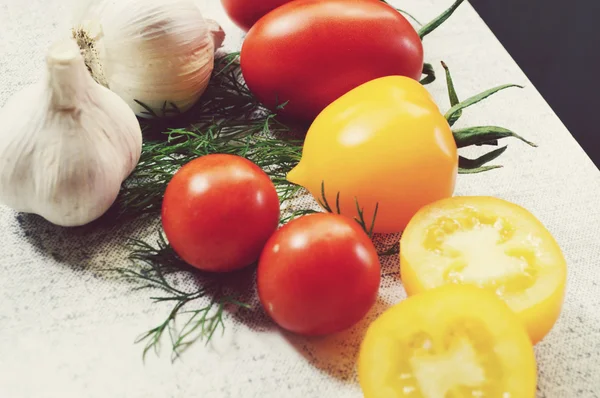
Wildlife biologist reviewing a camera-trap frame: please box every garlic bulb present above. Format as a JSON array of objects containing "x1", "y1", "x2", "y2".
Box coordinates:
[
  {"x1": 0, "y1": 38, "x2": 142, "y2": 227},
  {"x1": 72, "y1": 0, "x2": 225, "y2": 117}
]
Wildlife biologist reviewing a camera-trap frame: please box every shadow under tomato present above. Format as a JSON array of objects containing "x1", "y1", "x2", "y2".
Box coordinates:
[
  {"x1": 162, "y1": 259, "x2": 278, "y2": 334},
  {"x1": 217, "y1": 265, "x2": 279, "y2": 333},
  {"x1": 283, "y1": 296, "x2": 393, "y2": 382}
]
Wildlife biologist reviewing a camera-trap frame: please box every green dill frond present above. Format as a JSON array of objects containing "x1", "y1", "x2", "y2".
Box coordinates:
[{"x1": 113, "y1": 233, "x2": 253, "y2": 361}]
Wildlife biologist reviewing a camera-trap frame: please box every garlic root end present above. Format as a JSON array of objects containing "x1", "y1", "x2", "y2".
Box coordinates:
[{"x1": 71, "y1": 26, "x2": 108, "y2": 87}]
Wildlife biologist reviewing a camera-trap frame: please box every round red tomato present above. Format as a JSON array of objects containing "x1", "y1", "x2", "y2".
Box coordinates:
[
  {"x1": 161, "y1": 154, "x2": 280, "y2": 272},
  {"x1": 257, "y1": 213, "x2": 381, "y2": 335},
  {"x1": 240, "y1": 0, "x2": 423, "y2": 122},
  {"x1": 221, "y1": 0, "x2": 293, "y2": 32}
]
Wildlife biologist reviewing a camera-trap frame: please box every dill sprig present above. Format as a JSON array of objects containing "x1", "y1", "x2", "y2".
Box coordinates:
[
  {"x1": 115, "y1": 128, "x2": 305, "y2": 220},
  {"x1": 113, "y1": 233, "x2": 253, "y2": 362},
  {"x1": 316, "y1": 181, "x2": 404, "y2": 256},
  {"x1": 317, "y1": 181, "x2": 379, "y2": 239}
]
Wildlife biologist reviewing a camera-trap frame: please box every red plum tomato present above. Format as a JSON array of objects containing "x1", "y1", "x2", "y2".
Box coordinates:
[
  {"x1": 240, "y1": 0, "x2": 424, "y2": 122},
  {"x1": 257, "y1": 213, "x2": 381, "y2": 335},
  {"x1": 161, "y1": 154, "x2": 280, "y2": 272},
  {"x1": 221, "y1": 0, "x2": 294, "y2": 32}
]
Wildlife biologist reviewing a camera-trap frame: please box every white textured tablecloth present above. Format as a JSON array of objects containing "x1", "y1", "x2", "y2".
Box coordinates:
[{"x1": 1, "y1": 0, "x2": 600, "y2": 397}]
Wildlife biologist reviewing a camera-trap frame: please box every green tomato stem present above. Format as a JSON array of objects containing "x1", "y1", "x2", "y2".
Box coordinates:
[{"x1": 418, "y1": 0, "x2": 467, "y2": 40}]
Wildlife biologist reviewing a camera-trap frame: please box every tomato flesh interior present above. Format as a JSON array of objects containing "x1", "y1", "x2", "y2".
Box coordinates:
[
  {"x1": 423, "y1": 208, "x2": 539, "y2": 301},
  {"x1": 388, "y1": 318, "x2": 509, "y2": 397}
]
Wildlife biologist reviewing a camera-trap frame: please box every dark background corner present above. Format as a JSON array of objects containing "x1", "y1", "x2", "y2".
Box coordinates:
[{"x1": 471, "y1": 0, "x2": 600, "y2": 169}]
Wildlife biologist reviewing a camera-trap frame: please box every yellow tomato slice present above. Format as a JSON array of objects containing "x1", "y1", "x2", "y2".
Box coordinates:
[
  {"x1": 400, "y1": 196, "x2": 567, "y2": 344},
  {"x1": 358, "y1": 284, "x2": 537, "y2": 398}
]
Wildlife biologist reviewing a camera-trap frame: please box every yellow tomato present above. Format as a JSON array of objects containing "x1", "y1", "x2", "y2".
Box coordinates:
[
  {"x1": 400, "y1": 196, "x2": 567, "y2": 344},
  {"x1": 287, "y1": 76, "x2": 458, "y2": 234},
  {"x1": 358, "y1": 284, "x2": 537, "y2": 398}
]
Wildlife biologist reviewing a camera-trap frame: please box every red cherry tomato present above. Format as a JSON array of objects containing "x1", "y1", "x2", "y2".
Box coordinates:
[
  {"x1": 241, "y1": 0, "x2": 423, "y2": 122},
  {"x1": 162, "y1": 154, "x2": 280, "y2": 272},
  {"x1": 221, "y1": 0, "x2": 293, "y2": 32},
  {"x1": 257, "y1": 213, "x2": 381, "y2": 335}
]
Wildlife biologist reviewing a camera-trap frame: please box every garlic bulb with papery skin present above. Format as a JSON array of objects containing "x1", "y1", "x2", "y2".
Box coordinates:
[
  {"x1": 0, "y1": 38, "x2": 142, "y2": 227},
  {"x1": 72, "y1": 0, "x2": 225, "y2": 117}
]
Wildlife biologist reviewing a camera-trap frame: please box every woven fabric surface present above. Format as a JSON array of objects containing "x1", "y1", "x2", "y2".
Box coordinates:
[{"x1": 1, "y1": 0, "x2": 599, "y2": 397}]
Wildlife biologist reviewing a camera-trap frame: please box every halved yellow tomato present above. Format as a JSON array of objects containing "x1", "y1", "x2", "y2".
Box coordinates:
[
  {"x1": 358, "y1": 284, "x2": 537, "y2": 398},
  {"x1": 400, "y1": 196, "x2": 567, "y2": 344}
]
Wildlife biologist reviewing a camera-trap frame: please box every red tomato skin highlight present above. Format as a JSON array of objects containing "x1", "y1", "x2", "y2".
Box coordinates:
[
  {"x1": 220, "y1": 0, "x2": 293, "y2": 32},
  {"x1": 257, "y1": 213, "x2": 381, "y2": 335},
  {"x1": 161, "y1": 154, "x2": 280, "y2": 272},
  {"x1": 240, "y1": 0, "x2": 424, "y2": 122}
]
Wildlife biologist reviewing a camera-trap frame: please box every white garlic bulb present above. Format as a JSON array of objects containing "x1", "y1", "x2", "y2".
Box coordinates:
[
  {"x1": 72, "y1": 0, "x2": 225, "y2": 117},
  {"x1": 0, "y1": 38, "x2": 142, "y2": 227}
]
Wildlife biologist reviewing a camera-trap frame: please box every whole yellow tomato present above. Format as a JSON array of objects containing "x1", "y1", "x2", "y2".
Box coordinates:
[
  {"x1": 358, "y1": 284, "x2": 537, "y2": 398},
  {"x1": 400, "y1": 196, "x2": 568, "y2": 344},
  {"x1": 287, "y1": 76, "x2": 458, "y2": 234}
]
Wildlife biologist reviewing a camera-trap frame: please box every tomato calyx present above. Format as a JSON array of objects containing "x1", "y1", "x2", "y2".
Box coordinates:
[
  {"x1": 388, "y1": 0, "x2": 467, "y2": 86},
  {"x1": 417, "y1": 0, "x2": 467, "y2": 40},
  {"x1": 381, "y1": 0, "x2": 466, "y2": 41},
  {"x1": 438, "y1": 61, "x2": 536, "y2": 174},
  {"x1": 382, "y1": 3, "x2": 423, "y2": 26},
  {"x1": 420, "y1": 62, "x2": 436, "y2": 85}
]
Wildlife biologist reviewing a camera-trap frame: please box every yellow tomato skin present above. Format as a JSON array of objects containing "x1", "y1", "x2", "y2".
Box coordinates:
[
  {"x1": 400, "y1": 196, "x2": 567, "y2": 345},
  {"x1": 358, "y1": 284, "x2": 537, "y2": 398},
  {"x1": 287, "y1": 76, "x2": 457, "y2": 234}
]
